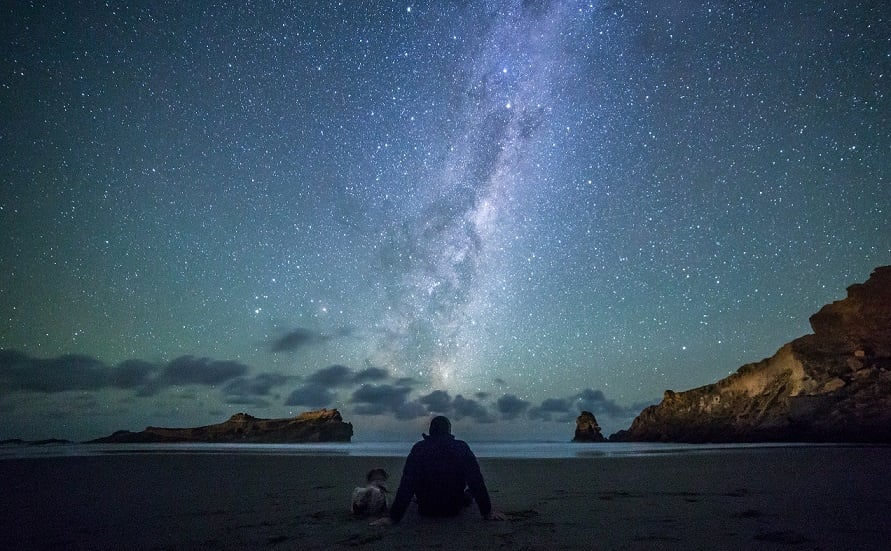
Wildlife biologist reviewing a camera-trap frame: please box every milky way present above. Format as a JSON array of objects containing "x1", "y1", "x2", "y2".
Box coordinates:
[
  {"x1": 372, "y1": 4, "x2": 569, "y2": 391},
  {"x1": 1, "y1": 1, "x2": 889, "y2": 440}
]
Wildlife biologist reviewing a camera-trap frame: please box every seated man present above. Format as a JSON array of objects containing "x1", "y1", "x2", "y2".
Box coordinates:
[{"x1": 374, "y1": 416, "x2": 505, "y2": 524}]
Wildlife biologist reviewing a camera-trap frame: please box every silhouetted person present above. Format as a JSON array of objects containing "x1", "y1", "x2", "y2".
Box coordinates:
[{"x1": 372, "y1": 416, "x2": 505, "y2": 525}]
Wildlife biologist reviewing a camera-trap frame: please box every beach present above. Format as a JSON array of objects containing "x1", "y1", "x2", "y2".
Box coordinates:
[{"x1": 2, "y1": 446, "x2": 890, "y2": 550}]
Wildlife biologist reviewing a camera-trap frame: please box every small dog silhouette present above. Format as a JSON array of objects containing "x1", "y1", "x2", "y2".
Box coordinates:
[{"x1": 351, "y1": 468, "x2": 389, "y2": 516}]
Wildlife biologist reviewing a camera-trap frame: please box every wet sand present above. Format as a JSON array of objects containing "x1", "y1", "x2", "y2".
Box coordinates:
[{"x1": 2, "y1": 446, "x2": 890, "y2": 549}]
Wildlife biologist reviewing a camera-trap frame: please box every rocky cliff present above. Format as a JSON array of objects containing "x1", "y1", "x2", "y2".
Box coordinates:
[
  {"x1": 88, "y1": 409, "x2": 353, "y2": 443},
  {"x1": 572, "y1": 411, "x2": 606, "y2": 442},
  {"x1": 611, "y1": 266, "x2": 891, "y2": 443}
]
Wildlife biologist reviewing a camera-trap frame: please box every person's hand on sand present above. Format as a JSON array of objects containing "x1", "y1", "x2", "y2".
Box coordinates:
[
  {"x1": 485, "y1": 509, "x2": 506, "y2": 521},
  {"x1": 370, "y1": 517, "x2": 393, "y2": 527}
]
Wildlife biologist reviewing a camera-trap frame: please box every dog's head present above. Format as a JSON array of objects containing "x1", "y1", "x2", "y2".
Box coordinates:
[{"x1": 366, "y1": 468, "x2": 388, "y2": 484}]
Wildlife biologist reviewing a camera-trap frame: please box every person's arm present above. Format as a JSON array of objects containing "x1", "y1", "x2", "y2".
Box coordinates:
[
  {"x1": 461, "y1": 443, "x2": 494, "y2": 518},
  {"x1": 386, "y1": 448, "x2": 420, "y2": 523}
]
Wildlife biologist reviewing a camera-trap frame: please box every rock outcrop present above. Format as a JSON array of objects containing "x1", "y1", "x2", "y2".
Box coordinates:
[
  {"x1": 611, "y1": 266, "x2": 891, "y2": 443},
  {"x1": 88, "y1": 409, "x2": 353, "y2": 443},
  {"x1": 572, "y1": 411, "x2": 606, "y2": 442}
]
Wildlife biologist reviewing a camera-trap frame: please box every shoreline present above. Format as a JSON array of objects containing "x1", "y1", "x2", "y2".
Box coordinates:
[
  {"x1": 3, "y1": 439, "x2": 883, "y2": 461},
  {"x1": 4, "y1": 447, "x2": 890, "y2": 549}
]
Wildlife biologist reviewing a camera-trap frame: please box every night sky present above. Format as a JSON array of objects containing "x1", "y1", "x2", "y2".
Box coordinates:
[{"x1": 2, "y1": 1, "x2": 889, "y2": 442}]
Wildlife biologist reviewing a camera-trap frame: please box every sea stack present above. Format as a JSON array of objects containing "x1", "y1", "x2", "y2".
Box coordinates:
[{"x1": 572, "y1": 411, "x2": 606, "y2": 442}]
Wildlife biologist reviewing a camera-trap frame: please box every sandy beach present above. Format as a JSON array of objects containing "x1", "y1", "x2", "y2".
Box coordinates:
[{"x1": 2, "y1": 446, "x2": 890, "y2": 550}]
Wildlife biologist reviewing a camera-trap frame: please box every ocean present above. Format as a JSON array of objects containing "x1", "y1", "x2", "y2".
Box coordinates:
[{"x1": 0, "y1": 440, "x2": 854, "y2": 460}]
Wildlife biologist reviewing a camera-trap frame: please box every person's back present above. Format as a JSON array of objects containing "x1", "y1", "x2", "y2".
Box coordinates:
[
  {"x1": 409, "y1": 433, "x2": 482, "y2": 517},
  {"x1": 386, "y1": 416, "x2": 498, "y2": 523}
]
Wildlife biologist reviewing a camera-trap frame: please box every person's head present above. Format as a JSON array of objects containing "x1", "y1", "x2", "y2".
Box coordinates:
[{"x1": 428, "y1": 415, "x2": 452, "y2": 437}]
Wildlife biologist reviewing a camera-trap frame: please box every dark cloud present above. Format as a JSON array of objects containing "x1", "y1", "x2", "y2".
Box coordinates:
[
  {"x1": 160, "y1": 356, "x2": 249, "y2": 386},
  {"x1": 452, "y1": 395, "x2": 494, "y2": 423},
  {"x1": 0, "y1": 350, "x2": 154, "y2": 393},
  {"x1": 350, "y1": 384, "x2": 412, "y2": 414},
  {"x1": 0, "y1": 351, "x2": 100, "y2": 392},
  {"x1": 269, "y1": 327, "x2": 354, "y2": 353},
  {"x1": 394, "y1": 400, "x2": 428, "y2": 420},
  {"x1": 307, "y1": 364, "x2": 353, "y2": 387},
  {"x1": 528, "y1": 397, "x2": 572, "y2": 421},
  {"x1": 520, "y1": 389, "x2": 646, "y2": 425},
  {"x1": 419, "y1": 390, "x2": 452, "y2": 413},
  {"x1": 496, "y1": 394, "x2": 531, "y2": 420},
  {"x1": 0, "y1": 350, "x2": 256, "y2": 397},
  {"x1": 112, "y1": 359, "x2": 157, "y2": 389},
  {"x1": 414, "y1": 390, "x2": 493, "y2": 423},
  {"x1": 573, "y1": 388, "x2": 627, "y2": 417},
  {"x1": 540, "y1": 398, "x2": 571, "y2": 412},
  {"x1": 269, "y1": 328, "x2": 328, "y2": 352},
  {"x1": 353, "y1": 366, "x2": 389, "y2": 383},
  {"x1": 285, "y1": 383, "x2": 335, "y2": 408},
  {"x1": 223, "y1": 373, "x2": 290, "y2": 405}
]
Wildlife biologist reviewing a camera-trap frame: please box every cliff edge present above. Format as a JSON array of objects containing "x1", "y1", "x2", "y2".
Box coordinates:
[{"x1": 611, "y1": 266, "x2": 891, "y2": 443}]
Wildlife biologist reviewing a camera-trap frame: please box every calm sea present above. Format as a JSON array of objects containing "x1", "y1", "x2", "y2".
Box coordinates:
[{"x1": 0, "y1": 440, "x2": 852, "y2": 460}]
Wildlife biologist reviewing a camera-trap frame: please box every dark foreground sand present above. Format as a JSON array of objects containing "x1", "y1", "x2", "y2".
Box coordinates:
[{"x1": 2, "y1": 446, "x2": 890, "y2": 550}]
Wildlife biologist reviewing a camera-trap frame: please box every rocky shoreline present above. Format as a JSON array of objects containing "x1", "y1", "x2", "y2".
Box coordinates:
[{"x1": 609, "y1": 265, "x2": 891, "y2": 443}]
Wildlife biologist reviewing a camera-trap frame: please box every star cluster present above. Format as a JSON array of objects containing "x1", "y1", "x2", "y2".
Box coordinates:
[{"x1": 1, "y1": 1, "x2": 889, "y2": 440}]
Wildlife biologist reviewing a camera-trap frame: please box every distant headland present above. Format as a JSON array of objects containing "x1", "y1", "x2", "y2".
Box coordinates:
[
  {"x1": 606, "y1": 265, "x2": 891, "y2": 443},
  {"x1": 87, "y1": 408, "x2": 353, "y2": 444}
]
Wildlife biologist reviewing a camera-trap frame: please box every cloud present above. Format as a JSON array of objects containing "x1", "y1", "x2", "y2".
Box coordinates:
[
  {"x1": 285, "y1": 383, "x2": 335, "y2": 408},
  {"x1": 353, "y1": 366, "x2": 389, "y2": 383},
  {"x1": 419, "y1": 390, "x2": 452, "y2": 413},
  {"x1": 414, "y1": 390, "x2": 493, "y2": 423},
  {"x1": 282, "y1": 364, "x2": 401, "y2": 411},
  {"x1": 269, "y1": 326, "x2": 354, "y2": 353},
  {"x1": 394, "y1": 400, "x2": 428, "y2": 420},
  {"x1": 539, "y1": 398, "x2": 572, "y2": 412},
  {"x1": 0, "y1": 350, "x2": 254, "y2": 397},
  {"x1": 223, "y1": 373, "x2": 290, "y2": 405},
  {"x1": 269, "y1": 328, "x2": 328, "y2": 352},
  {"x1": 112, "y1": 359, "x2": 157, "y2": 389},
  {"x1": 349, "y1": 383, "x2": 413, "y2": 415},
  {"x1": 528, "y1": 397, "x2": 572, "y2": 421},
  {"x1": 452, "y1": 395, "x2": 494, "y2": 423},
  {"x1": 0, "y1": 350, "x2": 152, "y2": 393},
  {"x1": 160, "y1": 356, "x2": 249, "y2": 386},
  {"x1": 520, "y1": 388, "x2": 647, "y2": 426},
  {"x1": 573, "y1": 388, "x2": 627, "y2": 417},
  {"x1": 307, "y1": 364, "x2": 353, "y2": 387},
  {"x1": 496, "y1": 394, "x2": 531, "y2": 420}
]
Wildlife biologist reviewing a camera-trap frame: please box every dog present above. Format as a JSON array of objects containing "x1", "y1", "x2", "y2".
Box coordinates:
[{"x1": 351, "y1": 468, "x2": 389, "y2": 517}]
